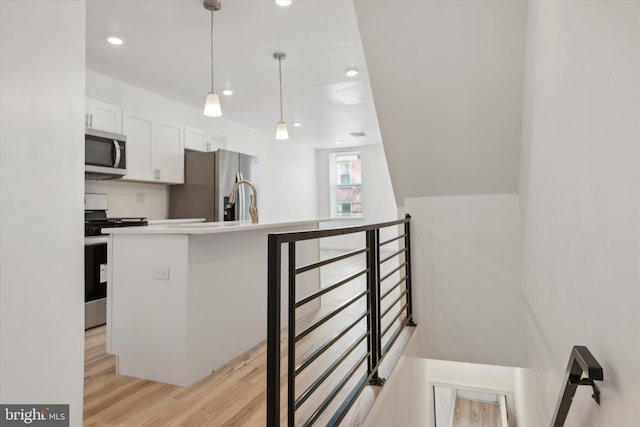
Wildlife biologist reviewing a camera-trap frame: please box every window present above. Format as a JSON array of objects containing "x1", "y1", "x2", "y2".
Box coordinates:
[{"x1": 330, "y1": 151, "x2": 362, "y2": 217}]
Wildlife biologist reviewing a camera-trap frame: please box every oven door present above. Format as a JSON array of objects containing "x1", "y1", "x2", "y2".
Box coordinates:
[{"x1": 85, "y1": 237, "x2": 108, "y2": 329}]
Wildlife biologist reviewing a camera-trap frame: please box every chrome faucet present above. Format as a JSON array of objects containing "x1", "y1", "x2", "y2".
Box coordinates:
[{"x1": 228, "y1": 179, "x2": 258, "y2": 224}]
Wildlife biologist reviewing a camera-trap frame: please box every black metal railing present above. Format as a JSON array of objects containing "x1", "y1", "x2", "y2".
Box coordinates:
[
  {"x1": 266, "y1": 214, "x2": 416, "y2": 426},
  {"x1": 550, "y1": 345, "x2": 603, "y2": 427}
]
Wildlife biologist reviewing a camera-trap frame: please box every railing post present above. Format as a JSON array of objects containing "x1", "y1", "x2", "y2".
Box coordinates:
[
  {"x1": 287, "y1": 242, "x2": 296, "y2": 427},
  {"x1": 404, "y1": 214, "x2": 417, "y2": 327},
  {"x1": 366, "y1": 229, "x2": 384, "y2": 385},
  {"x1": 266, "y1": 234, "x2": 281, "y2": 427}
]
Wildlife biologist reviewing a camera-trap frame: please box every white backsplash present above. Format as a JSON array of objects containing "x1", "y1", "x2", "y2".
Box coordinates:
[{"x1": 85, "y1": 179, "x2": 169, "y2": 219}]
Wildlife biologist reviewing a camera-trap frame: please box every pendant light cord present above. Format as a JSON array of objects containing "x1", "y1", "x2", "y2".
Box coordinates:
[
  {"x1": 278, "y1": 57, "x2": 283, "y2": 121},
  {"x1": 210, "y1": 9, "x2": 215, "y2": 93}
]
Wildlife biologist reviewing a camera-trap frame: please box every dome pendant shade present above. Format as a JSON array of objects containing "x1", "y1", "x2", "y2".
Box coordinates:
[
  {"x1": 275, "y1": 121, "x2": 289, "y2": 140},
  {"x1": 204, "y1": 92, "x2": 222, "y2": 117}
]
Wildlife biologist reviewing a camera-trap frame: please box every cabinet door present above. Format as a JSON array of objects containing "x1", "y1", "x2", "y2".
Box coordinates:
[
  {"x1": 155, "y1": 121, "x2": 184, "y2": 184},
  {"x1": 184, "y1": 126, "x2": 208, "y2": 151},
  {"x1": 122, "y1": 110, "x2": 154, "y2": 181},
  {"x1": 208, "y1": 134, "x2": 226, "y2": 152},
  {"x1": 86, "y1": 98, "x2": 122, "y2": 133}
]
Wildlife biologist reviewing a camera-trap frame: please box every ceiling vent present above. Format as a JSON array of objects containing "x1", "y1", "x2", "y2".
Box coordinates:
[{"x1": 350, "y1": 132, "x2": 366, "y2": 137}]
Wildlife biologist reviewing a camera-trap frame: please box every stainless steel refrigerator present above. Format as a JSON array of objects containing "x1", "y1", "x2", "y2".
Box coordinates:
[{"x1": 169, "y1": 149, "x2": 259, "y2": 222}]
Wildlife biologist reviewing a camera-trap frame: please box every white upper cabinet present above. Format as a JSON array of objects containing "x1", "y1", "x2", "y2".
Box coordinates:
[
  {"x1": 122, "y1": 109, "x2": 154, "y2": 181},
  {"x1": 154, "y1": 121, "x2": 184, "y2": 184},
  {"x1": 184, "y1": 126, "x2": 208, "y2": 152},
  {"x1": 122, "y1": 109, "x2": 185, "y2": 184},
  {"x1": 86, "y1": 98, "x2": 122, "y2": 134},
  {"x1": 208, "y1": 134, "x2": 226, "y2": 152}
]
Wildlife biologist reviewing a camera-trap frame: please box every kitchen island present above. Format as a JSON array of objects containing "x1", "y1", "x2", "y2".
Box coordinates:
[{"x1": 104, "y1": 219, "x2": 321, "y2": 386}]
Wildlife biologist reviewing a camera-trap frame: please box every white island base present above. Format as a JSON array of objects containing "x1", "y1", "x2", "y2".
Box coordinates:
[{"x1": 106, "y1": 220, "x2": 321, "y2": 386}]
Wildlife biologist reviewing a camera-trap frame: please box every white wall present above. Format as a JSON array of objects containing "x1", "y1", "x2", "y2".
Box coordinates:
[
  {"x1": 86, "y1": 71, "x2": 318, "y2": 222},
  {"x1": 354, "y1": 0, "x2": 526, "y2": 203},
  {"x1": 0, "y1": 1, "x2": 85, "y2": 425},
  {"x1": 404, "y1": 195, "x2": 526, "y2": 368},
  {"x1": 516, "y1": 2, "x2": 640, "y2": 425},
  {"x1": 316, "y1": 144, "x2": 397, "y2": 250}
]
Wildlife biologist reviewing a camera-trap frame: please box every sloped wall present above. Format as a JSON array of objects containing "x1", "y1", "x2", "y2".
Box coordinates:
[
  {"x1": 354, "y1": 0, "x2": 526, "y2": 204},
  {"x1": 353, "y1": 0, "x2": 527, "y2": 369}
]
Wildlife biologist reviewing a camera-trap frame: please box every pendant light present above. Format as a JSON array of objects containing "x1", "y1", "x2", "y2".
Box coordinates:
[
  {"x1": 203, "y1": 0, "x2": 222, "y2": 117},
  {"x1": 273, "y1": 52, "x2": 289, "y2": 140}
]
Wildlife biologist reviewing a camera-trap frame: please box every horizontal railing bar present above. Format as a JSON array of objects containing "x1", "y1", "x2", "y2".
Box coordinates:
[
  {"x1": 379, "y1": 262, "x2": 407, "y2": 284},
  {"x1": 295, "y1": 311, "x2": 369, "y2": 375},
  {"x1": 380, "y1": 275, "x2": 407, "y2": 301},
  {"x1": 379, "y1": 233, "x2": 406, "y2": 248},
  {"x1": 381, "y1": 289, "x2": 408, "y2": 319},
  {"x1": 295, "y1": 332, "x2": 369, "y2": 410},
  {"x1": 296, "y1": 248, "x2": 368, "y2": 275},
  {"x1": 296, "y1": 268, "x2": 368, "y2": 309},
  {"x1": 380, "y1": 248, "x2": 407, "y2": 265},
  {"x1": 269, "y1": 217, "x2": 411, "y2": 244},
  {"x1": 303, "y1": 352, "x2": 369, "y2": 427},
  {"x1": 296, "y1": 290, "x2": 368, "y2": 342},
  {"x1": 325, "y1": 373, "x2": 370, "y2": 427},
  {"x1": 381, "y1": 316, "x2": 410, "y2": 356},
  {"x1": 381, "y1": 302, "x2": 408, "y2": 339}
]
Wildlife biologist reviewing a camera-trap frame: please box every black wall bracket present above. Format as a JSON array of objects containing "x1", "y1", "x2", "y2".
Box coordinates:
[
  {"x1": 550, "y1": 345, "x2": 603, "y2": 427},
  {"x1": 569, "y1": 375, "x2": 601, "y2": 405}
]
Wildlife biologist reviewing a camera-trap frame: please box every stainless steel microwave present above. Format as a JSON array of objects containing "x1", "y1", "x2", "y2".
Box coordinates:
[{"x1": 85, "y1": 128, "x2": 127, "y2": 180}]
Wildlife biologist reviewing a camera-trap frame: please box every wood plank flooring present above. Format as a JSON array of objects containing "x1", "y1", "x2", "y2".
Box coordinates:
[
  {"x1": 452, "y1": 398, "x2": 501, "y2": 427},
  {"x1": 84, "y1": 248, "x2": 413, "y2": 426}
]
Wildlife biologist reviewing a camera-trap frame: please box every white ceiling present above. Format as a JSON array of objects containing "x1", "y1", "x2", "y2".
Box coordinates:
[{"x1": 86, "y1": 0, "x2": 382, "y2": 149}]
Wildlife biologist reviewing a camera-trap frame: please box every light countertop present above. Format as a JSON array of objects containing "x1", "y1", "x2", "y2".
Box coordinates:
[
  {"x1": 103, "y1": 219, "x2": 326, "y2": 235},
  {"x1": 146, "y1": 218, "x2": 206, "y2": 225}
]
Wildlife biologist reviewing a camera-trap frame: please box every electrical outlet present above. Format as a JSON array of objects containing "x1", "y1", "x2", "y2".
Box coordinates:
[
  {"x1": 152, "y1": 266, "x2": 170, "y2": 281},
  {"x1": 99, "y1": 263, "x2": 108, "y2": 283}
]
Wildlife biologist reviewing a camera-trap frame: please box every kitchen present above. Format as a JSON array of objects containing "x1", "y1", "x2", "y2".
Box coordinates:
[{"x1": 2, "y1": 0, "x2": 404, "y2": 421}]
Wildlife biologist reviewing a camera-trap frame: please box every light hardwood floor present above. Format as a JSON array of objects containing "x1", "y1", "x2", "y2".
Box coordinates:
[
  {"x1": 452, "y1": 398, "x2": 501, "y2": 427},
  {"x1": 84, "y1": 249, "x2": 413, "y2": 426}
]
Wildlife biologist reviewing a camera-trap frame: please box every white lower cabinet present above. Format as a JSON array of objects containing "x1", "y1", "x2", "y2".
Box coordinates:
[{"x1": 122, "y1": 110, "x2": 184, "y2": 184}]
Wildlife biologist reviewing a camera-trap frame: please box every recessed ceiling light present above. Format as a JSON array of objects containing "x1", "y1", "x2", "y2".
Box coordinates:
[
  {"x1": 107, "y1": 36, "x2": 124, "y2": 46},
  {"x1": 293, "y1": 121, "x2": 302, "y2": 127},
  {"x1": 222, "y1": 89, "x2": 234, "y2": 96},
  {"x1": 335, "y1": 140, "x2": 342, "y2": 145},
  {"x1": 345, "y1": 68, "x2": 359, "y2": 77},
  {"x1": 275, "y1": 0, "x2": 292, "y2": 6}
]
